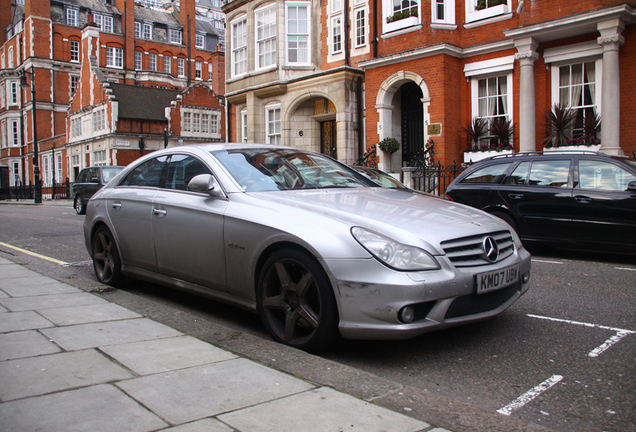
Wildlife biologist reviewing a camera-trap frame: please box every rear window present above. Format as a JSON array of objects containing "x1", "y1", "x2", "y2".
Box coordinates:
[
  {"x1": 460, "y1": 163, "x2": 512, "y2": 184},
  {"x1": 528, "y1": 160, "x2": 571, "y2": 187}
]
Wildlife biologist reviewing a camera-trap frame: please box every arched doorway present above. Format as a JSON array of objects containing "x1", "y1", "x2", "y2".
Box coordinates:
[{"x1": 401, "y1": 82, "x2": 424, "y2": 163}]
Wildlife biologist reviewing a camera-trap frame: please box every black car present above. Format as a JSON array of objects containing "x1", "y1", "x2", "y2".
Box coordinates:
[
  {"x1": 72, "y1": 166, "x2": 124, "y2": 214},
  {"x1": 444, "y1": 151, "x2": 636, "y2": 252}
]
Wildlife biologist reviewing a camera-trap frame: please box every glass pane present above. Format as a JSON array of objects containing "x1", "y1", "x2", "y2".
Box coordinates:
[
  {"x1": 528, "y1": 160, "x2": 571, "y2": 187},
  {"x1": 461, "y1": 163, "x2": 512, "y2": 184}
]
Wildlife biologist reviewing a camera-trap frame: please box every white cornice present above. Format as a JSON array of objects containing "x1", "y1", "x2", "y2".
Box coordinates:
[{"x1": 504, "y1": 4, "x2": 636, "y2": 42}]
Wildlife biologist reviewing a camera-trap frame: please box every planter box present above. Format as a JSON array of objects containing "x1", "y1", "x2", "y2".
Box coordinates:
[
  {"x1": 543, "y1": 145, "x2": 601, "y2": 153},
  {"x1": 464, "y1": 150, "x2": 512, "y2": 164}
]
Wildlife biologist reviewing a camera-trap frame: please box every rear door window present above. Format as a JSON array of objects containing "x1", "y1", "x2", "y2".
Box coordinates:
[
  {"x1": 527, "y1": 160, "x2": 571, "y2": 187},
  {"x1": 460, "y1": 163, "x2": 512, "y2": 184},
  {"x1": 578, "y1": 160, "x2": 636, "y2": 191}
]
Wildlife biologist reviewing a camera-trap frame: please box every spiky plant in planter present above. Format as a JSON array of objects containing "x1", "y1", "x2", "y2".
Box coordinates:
[
  {"x1": 462, "y1": 117, "x2": 488, "y2": 151},
  {"x1": 490, "y1": 117, "x2": 515, "y2": 150},
  {"x1": 582, "y1": 112, "x2": 601, "y2": 145},
  {"x1": 543, "y1": 104, "x2": 575, "y2": 148}
]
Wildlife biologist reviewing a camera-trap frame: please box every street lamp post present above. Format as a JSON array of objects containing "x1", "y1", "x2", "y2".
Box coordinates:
[{"x1": 20, "y1": 66, "x2": 42, "y2": 204}]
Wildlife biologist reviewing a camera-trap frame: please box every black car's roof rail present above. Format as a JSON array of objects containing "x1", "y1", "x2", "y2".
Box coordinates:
[{"x1": 489, "y1": 150, "x2": 605, "y2": 159}]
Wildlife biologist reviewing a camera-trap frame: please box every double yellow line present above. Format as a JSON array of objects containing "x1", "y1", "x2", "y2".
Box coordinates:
[{"x1": 0, "y1": 241, "x2": 68, "y2": 265}]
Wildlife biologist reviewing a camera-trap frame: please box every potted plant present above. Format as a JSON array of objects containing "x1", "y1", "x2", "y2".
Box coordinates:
[
  {"x1": 462, "y1": 117, "x2": 488, "y2": 150},
  {"x1": 542, "y1": 104, "x2": 575, "y2": 149},
  {"x1": 378, "y1": 137, "x2": 400, "y2": 174},
  {"x1": 462, "y1": 117, "x2": 513, "y2": 163}
]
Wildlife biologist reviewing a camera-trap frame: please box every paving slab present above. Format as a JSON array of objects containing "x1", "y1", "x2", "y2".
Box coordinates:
[
  {"x1": 0, "y1": 292, "x2": 107, "y2": 312},
  {"x1": 0, "y1": 349, "x2": 135, "y2": 401},
  {"x1": 0, "y1": 264, "x2": 39, "y2": 278},
  {"x1": 0, "y1": 330, "x2": 62, "y2": 361},
  {"x1": 0, "y1": 290, "x2": 8, "y2": 299},
  {"x1": 38, "y1": 302, "x2": 142, "y2": 326},
  {"x1": 100, "y1": 335, "x2": 237, "y2": 375},
  {"x1": 0, "y1": 310, "x2": 53, "y2": 332},
  {"x1": 0, "y1": 384, "x2": 168, "y2": 432},
  {"x1": 41, "y1": 317, "x2": 183, "y2": 351},
  {"x1": 116, "y1": 358, "x2": 315, "y2": 425},
  {"x1": 218, "y1": 386, "x2": 429, "y2": 432},
  {"x1": 0, "y1": 276, "x2": 80, "y2": 297},
  {"x1": 162, "y1": 418, "x2": 235, "y2": 432}
]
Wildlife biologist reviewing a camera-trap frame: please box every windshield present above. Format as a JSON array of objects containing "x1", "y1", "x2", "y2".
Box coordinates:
[{"x1": 213, "y1": 148, "x2": 372, "y2": 191}]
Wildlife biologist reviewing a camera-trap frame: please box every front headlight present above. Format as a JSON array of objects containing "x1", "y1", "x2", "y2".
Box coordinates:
[{"x1": 351, "y1": 227, "x2": 440, "y2": 271}]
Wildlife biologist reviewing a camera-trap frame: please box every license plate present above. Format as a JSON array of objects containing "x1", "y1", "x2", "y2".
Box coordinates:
[{"x1": 475, "y1": 264, "x2": 519, "y2": 294}]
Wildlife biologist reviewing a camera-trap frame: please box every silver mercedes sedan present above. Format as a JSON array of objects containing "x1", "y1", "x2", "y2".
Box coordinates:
[{"x1": 84, "y1": 144, "x2": 531, "y2": 352}]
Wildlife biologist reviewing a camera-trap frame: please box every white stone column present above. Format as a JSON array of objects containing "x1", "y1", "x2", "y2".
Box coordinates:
[
  {"x1": 597, "y1": 19, "x2": 625, "y2": 155},
  {"x1": 514, "y1": 37, "x2": 539, "y2": 153},
  {"x1": 375, "y1": 104, "x2": 394, "y2": 172}
]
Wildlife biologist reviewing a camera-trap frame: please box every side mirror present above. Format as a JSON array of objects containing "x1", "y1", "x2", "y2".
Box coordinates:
[
  {"x1": 188, "y1": 174, "x2": 220, "y2": 196},
  {"x1": 628, "y1": 181, "x2": 636, "y2": 192}
]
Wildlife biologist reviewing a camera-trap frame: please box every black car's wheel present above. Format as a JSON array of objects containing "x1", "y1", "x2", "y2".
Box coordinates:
[
  {"x1": 92, "y1": 226, "x2": 124, "y2": 287},
  {"x1": 492, "y1": 211, "x2": 518, "y2": 234},
  {"x1": 257, "y1": 248, "x2": 339, "y2": 352},
  {"x1": 74, "y1": 195, "x2": 86, "y2": 215}
]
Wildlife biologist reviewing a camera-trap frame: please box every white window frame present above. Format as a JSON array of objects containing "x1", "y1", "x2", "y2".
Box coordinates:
[
  {"x1": 196, "y1": 33, "x2": 205, "y2": 49},
  {"x1": 164, "y1": 56, "x2": 171, "y2": 74},
  {"x1": 181, "y1": 108, "x2": 222, "y2": 138},
  {"x1": 9, "y1": 81, "x2": 19, "y2": 106},
  {"x1": 94, "y1": 14, "x2": 114, "y2": 33},
  {"x1": 195, "y1": 60, "x2": 202, "y2": 79},
  {"x1": 1, "y1": 53, "x2": 4, "y2": 69},
  {"x1": 241, "y1": 109, "x2": 248, "y2": 142},
  {"x1": 231, "y1": 16, "x2": 248, "y2": 77},
  {"x1": 354, "y1": 7, "x2": 366, "y2": 48},
  {"x1": 208, "y1": 64, "x2": 212, "y2": 81},
  {"x1": 10, "y1": 119, "x2": 19, "y2": 146},
  {"x1": 66, "y1": 8, "x2": 78, "y2": 27},
  {"x1": 8, "y1": 47, "x2": 14, "y2": 68},
  {"x1": 266, "y1": 104, "x2": 281, "y2": 145},
  {"x1": 70, "y1": 40, "x2": 80, "y2": 62},
  {"x1": 134, "y1": 22, "x2": 141, "y2": 38},
  {"x1": 332, "y1": 0, "x2": 342, "y2": 13},
  {"x1": 149, "y1": 53, "x2": 157, "y2": 71},
  {"x1": 178, "y1": 57, "x2": 185, "y2": 77},
  {"x1": 465, "y1": 0, "x2": 510, "y2": 24},
  {"x1": 286, "y1": 2, "x2": 310, "y2": 65},
  {"x1": 143, "y1": 23, "x2": 152, "y2": 40},
  {"x1": 432, "y1": 0, "x2": 455, "y2": 26},
  {"x1": 169, "y1": 28, "x2": 183, "y2": 45},
  {"x1": 382, "y1": 0, "x2": 421, "y2": 34},
  {"x1": 134, "y1": 51, "x2": 142, "y2": 70},
  {"x1": 70, "y1": 75, "x2": 79, "y2": 98},
  {"x1": 106, "y1": 47, "x2": 123, "y2": 68},
  {"x1": 1, "y1": 121, "x2": 6, "y2": 148},
  {"x1": 255, "y1": 5, "x2": 277, "y2": 70},
  {"x1": 331, "y1": 16, "x2": 343, "y2": 54}
]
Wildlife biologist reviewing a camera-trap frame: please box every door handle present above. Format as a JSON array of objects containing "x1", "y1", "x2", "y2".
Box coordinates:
[
  {"x1": 508, "y1": 193, "x2": 524, "y2": 200},
  {"x1": 111, "y1": 202, "x2": 122, "y2": 209},
  {"x1": 574, "y1": 196, "x2": 592, "y2": 204},
  {"x1": 153, "y1": 208, "x2": 167, "y2": 216}
]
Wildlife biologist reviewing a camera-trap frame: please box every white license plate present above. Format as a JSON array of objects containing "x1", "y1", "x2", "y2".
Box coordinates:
[{"x1": 475, "y1": 264, "x2": 519, "y2": 294}]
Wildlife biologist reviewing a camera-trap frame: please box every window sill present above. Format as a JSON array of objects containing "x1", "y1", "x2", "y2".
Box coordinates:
[
  {"x1": 430, "y1": 23, "x2": 457, "y2": 30},
  {"x1": 381, "y1": 24, "x2": 423, "y2": 39},
  {"x1": 464, "y1": 12, "x2": 513, "y2": 29}
]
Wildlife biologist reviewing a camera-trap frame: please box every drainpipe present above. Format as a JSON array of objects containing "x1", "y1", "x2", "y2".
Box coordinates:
[
  {"x1": 344, "y1": 0, "x2": 350, "y2": 67},
  {"x1": 356, "y1": 76, "x2": 363, "y2": 157},
  {"x1": 372, "y1": 0, "x2": 378, "y2": 58}
]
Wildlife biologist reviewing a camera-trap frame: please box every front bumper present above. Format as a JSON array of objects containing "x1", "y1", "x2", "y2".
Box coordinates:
[{"x1": 325, "y1": 247, "x2": 531, "y2": 340}]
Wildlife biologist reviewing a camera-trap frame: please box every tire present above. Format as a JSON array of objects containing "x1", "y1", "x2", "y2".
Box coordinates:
[
  {"x1": 74, "y1": 195, "x2": 86, "y2": 215},
  {"x1": 92, "y1": 226, "x2": 124, "y2": 287},
  {"x1": 491, "y1": 211, "x2": 518, "y2": 235},
  {"x1": 257, "y1": 248, "x2": 339, "y2": 352}
]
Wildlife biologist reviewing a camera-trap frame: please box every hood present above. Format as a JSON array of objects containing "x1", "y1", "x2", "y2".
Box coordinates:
[{"x1": 246, "y1": 187, "x2": 509, "y2": 253}]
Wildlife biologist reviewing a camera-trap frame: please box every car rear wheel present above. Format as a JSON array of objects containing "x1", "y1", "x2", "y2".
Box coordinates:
[
  {"x1": 257, "y1": 248, "x2": 338, "y2": 352},
  {"x1": 74, "y1": 195, "x2": 85, "y2": 215},
  {"x1": 92, "y1": 226, "x2": 124, "y2": 287}
]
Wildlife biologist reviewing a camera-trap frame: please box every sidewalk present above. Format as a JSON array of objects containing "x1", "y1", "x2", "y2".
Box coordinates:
[{"x1": 0, "y1": 257, "x2": 445, "y2": 432}]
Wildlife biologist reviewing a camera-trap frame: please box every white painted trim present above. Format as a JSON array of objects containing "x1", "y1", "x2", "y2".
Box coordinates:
[
  {"x1": 543, "y1": 41, "x2": 602, "y2": 64},
  {"x1": 464, "y1": 55, "x2": 515, "y2": 77}
]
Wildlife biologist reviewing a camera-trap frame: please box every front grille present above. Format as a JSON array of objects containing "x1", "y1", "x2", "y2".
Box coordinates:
[
  {"x1": 441, "y1": 230, "x2": 514, "y2": 267},
  {"x1": 445, "y1": 283, "x2": 520, "y2": 319}
]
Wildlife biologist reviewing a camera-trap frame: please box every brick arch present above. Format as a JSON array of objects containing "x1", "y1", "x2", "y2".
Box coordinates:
[{"x1": 374, "y1": 71, "x2": 431, "y2": 171}]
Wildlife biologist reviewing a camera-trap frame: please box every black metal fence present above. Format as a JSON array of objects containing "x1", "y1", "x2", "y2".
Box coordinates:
[
  {"x1": 403, "y1": 140, "x2": 467, "y2": 196},
  {"x1": 1, "y1": 179, "x2": 71, "y2": 201}
]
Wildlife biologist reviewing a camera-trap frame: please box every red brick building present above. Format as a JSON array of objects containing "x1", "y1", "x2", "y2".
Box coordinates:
[
  {"x1": 0, "y1": 0, "x2": 225, "y2": 193},
  {"x1": 222, "y1": 0, "x2": 635, "y2": 176}
]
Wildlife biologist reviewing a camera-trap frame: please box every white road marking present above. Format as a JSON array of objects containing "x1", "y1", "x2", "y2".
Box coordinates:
[
  {"x1": 498, "y1": 375, "x2": 563, "y2": 416},
  {"x1": 615, "y1": 267, "x2": 636, "y2": 272},
  {"x1": 0, "y1": 241, "x2": 67, "y2": 265},
  {"x1": 531, "y1": 259, "x2": 563, "y2": 264},
  {"x1": 528, "y1": 314, "x2": 635, "y2": 357}
]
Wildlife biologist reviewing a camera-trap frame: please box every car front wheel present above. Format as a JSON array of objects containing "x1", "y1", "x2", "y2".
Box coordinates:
[
  {"x1": 257, "y1": 248, "x2": 339, "y2": 352},
  {"x1": 92, "y1": 226, "x2": 124, "y2": 287},
  {"x1": 74, "y1": 195, "x2": 85, "y2": 215}
]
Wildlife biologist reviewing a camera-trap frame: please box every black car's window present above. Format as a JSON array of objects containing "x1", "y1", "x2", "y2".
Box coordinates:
[
  {"x1": 89, "y1": 168, "x2": 100, "y2": 182},
  {"x1": 528, "y1": 160, "x2": 571, "y2": 187},
  {"x1": 460, "y1": 163, "x2": 512, "y2": 184},
  {"x1": 119, "y1": 156, "x2": 167, "y2": 187},
  {"x1": 506, "y1": 161, "x2": 531, "y2": 185},
  {"x1": 77, "y1": 169, "x2": 88, "y2": 183},
  {"x1": 164, "y1": 155, "x2": 212, "y2": 191},
  {"x1": 578, "y1": 160, "x2": 636, "y2": 191},
  {"x1": 101, "y1": 167, "x2": 121, "y2": 184},
  {"x1": 213, "y1": 148, "x2": 368, "y2": 191}
]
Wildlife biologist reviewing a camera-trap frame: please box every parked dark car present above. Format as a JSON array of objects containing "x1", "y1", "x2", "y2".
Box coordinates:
[
  {"x1": 444, "y1": 151, "x2": 636, "y2": 253},
  {"x1": 72, "y1": 166, "x2": 124, "y2": 214}
]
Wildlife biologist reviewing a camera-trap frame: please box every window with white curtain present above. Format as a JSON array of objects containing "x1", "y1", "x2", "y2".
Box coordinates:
[
  {"x1": 470, "y1": 73, "x2": 513, "y2": 148},
  {"x1": 557, "y1": 62, "x2": 597, "y2": 139},
  {"x1": 286, "y1": 3, "x2": 310, "y2": 65},
  {"x1": 256, "y1": 5, "x2": 276, "y2": 69}
]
